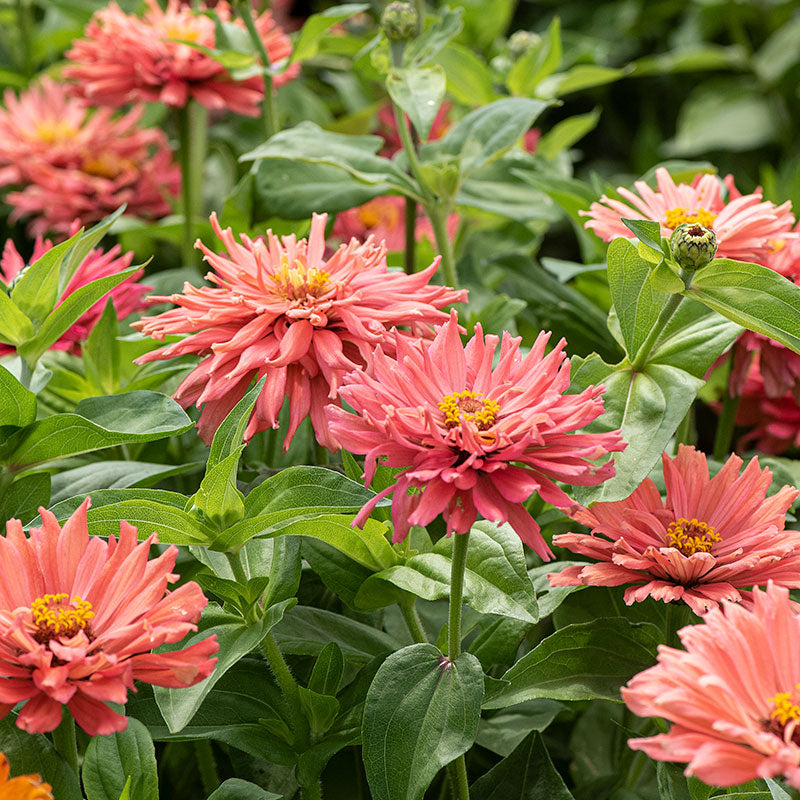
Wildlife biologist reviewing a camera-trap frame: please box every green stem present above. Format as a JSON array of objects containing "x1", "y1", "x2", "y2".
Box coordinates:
[
  {"x1": 18, "y1": 358, "x2": 32, "y2": 390},
  {"x1": 15, "y1": 0, "x2": 32, "y2": 77},
  {"x1": 713, "y1": 353, "x2": 741, "y2": 462},
  {"x1": 447, "y1": 758, "x2": 469, "y2": 800},
  {"x1": 404, "y1": 197, "x2": 417, "y2": 275},
  {"x1": 413, "y1": 0, "x2": 425, "y2": 35},
  {"x1": 428, "y1": 205, "x2": 458, "y2": 288},
  {"x1": 400, "y1": 596, "x2": 428, "y2": 643},
  {"x1": 236, "y1": 0, "x2": 279, "y2": 138},
  {"x1": 673, "y1": 405, "x2": 693, "y2": 453},
  {"x1": 176, "y1": 102, "x2": 206, "y2": 268},
  {"x1": 194, "y1": 740, "x2": 219, "y2": 794},
  {"x1": 51, "y1": 711, "x2": 78, "y2": 777},
  {"x1": 225, "y1": 550, "x2": 249, "y2": 584},
  {"x1": 303, "y1": 782, "x2": 323, "y2": 800},
  {"x1": 312, "y1": 440, "x2": 330, "y2": 467}
]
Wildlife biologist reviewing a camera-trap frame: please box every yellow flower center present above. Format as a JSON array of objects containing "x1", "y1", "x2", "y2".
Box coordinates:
[
  {"x1": 271, "y1": 254, "x2": 331, "y2": 300},
  {"x1": 159, "y1": 19, "x2": 203, "y2": 43},
  {"x1": 81, "y1": 153, "x2": 130, "y2": 179},
  {"x1": 665, "y1": 517, "x2": 721, "y2": 556},
  {"x1": 662, "y1": 207, "x2": 717, "y2": 231},
  {"x1": 32, "y1": 120, "x2": 79, "y2": 144},
  {"x1": 769, "y1": 237, "x2": 786, "y2": 254},
  {"x1": 768, "y1": 686, "x2": 800, "y2": 744},
  {"x1": 438, "y1": 390, "x2": 499, "y2": 430},
  {"x1": 31, "y1": 593, "x2": 94, "y2": 641},
  {"x1": 358, "y1": 200, "x2": 401, "y2": 230}
]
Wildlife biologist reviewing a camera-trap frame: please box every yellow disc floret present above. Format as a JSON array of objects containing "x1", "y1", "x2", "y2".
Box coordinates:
[
  {"x1": 439, "y1": 390, "x2": 499, "y2": 430},
  {"x1": 31, "y1": 593, "x2": 94, "y2": 640},
  {"x1": 665, "y1": 517, "x2": 721, "y2": 556},
  {"x1": 662, "y1": 207, "x2": 717, "y2": 231},
  {"x1": 770, "y1": 690, "x2": 800, "y2": 727},
  {"x1": 272, "y1": 254, "x2": 331, "y2": 300}
]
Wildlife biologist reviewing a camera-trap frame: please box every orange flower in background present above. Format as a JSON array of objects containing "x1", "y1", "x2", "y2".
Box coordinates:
[
  {"x1": 549, "y1": 446, "x2": 800, "y2": 614},
  {"x1": 0, "y1": 499, "x2": 217, "y2": 736},
  {"x1": 0, "y1": 754, "x2": 52, "y2": 800},
  {"x1": 623, "y1": 583, "x2": 800, "y2": 788},
  {"x1": 583, "y1": 168, "x2": 795, "y2": 263},
  {"x1": 134, "y1": 212, "x2": 465, "y2": 451},
  {"x1": 0, "y1": 234, "x2": 148, "y2": 357},
  {"x1": 0, "y1": 78, "x2": 178, "y2": 235},
  {"x1": 66, "y1": 0, "x2": 298, "y2": 116}
]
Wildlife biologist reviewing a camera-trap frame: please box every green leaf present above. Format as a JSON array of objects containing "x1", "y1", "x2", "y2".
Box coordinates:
[
  {"x1": 0, "y1": 290, "x2": 34, "y2": 345},
  {"x1": 405, "y1": 6, "x2": 464, "y2": 67},
  {"x1": 17, "y1": 266, "x2": 139, "y2": 367},
  {"x1": 476, "y1": 700, "x2": 565, "y2": 757},
  {"x1": 657, "y1": 761, "x2": 692, "y2": 800},
  {"x1": 241, "y1": 122, "x2": 419, "y2": 198},
  {"x1": 432, "y1": 43, "x2": 497, "y2": 106},
  {"x1": 1, "y1": 391, "x2": 193, "y2": 468},
  {"x1": 607, "y1": 238, "x2": 668, "y2": 360},
  {"x1": 621, "y1": 219, "x2": 662, "y2": 252},
  {"x1": 471, "y1": 731, "x2": 574, "y2": 799},
  {"x1": 633, "y1": 44, "x2": 747, "y2": 77},
  {"x1": 290, "y1": 4, "x2": 370, "y2": 63},
  {"x1": 0, "y1": 715, "x2": 82, "y2": 800},
  {"x1": 686, "y1": 258, "x2": 800, "y2": 354},
  {"x1": 538, "y1": 64, "x2": 628, "y2": 99},
  {"x1": 191, "y1": 449, "x2": 246, "y2": 530},
  {"x1": 0, "y1": 471, "x2": 50, "y2": 524},
  {"x1": 272, "y1": 605, "x2": 399, "y2": 665},
  {"x1": 154, "y1": 599, "x2": 294, "y2": 733},
  {"x1": 61, "y1": 206, "x2": 127, "y2": 293},
  {"x1": 207, "y1": 779, "x2": 281, "y2": 800},
  {"x1": 432, "y1": 97, "x2": 549, "y2": 174},
  {"x1": 298, "y1": 686, "x2": 340, "y2": 737},
  {"x1": 357, "y1": 521, "x2": 537, "y2": 623},
  {"x1": 207, "y1": 377, "x2": 265, "y2": 471},
  {"x1": 650, "y1": 260, "x2": 686, "y2": 293},
  {"x1": 82, "y1": 718, "x2": 158, "y2": 800},
  {"x1": 386, "y1": 66, "x2": 446, "y2": 140},
  {"x1": 507, "y1": 17, "x2": 562, "y2": 96},
  {"x1": 308, "y1": 642, "x2": 344, "y2": 696},
  {"x1": 0, "y1": 364, "x2": 36, "y2": 427},
  {"x1": 536, "y1": 107, "x2": 601, "y2": 160},
  {"x1": 83, "y1": 298, "x2": 120, "y2": 394},
  {"x1": 362, "y1": 643, "x2": 484, "y2": 800},
  {"x1": 483, "y1": 618, "x2": 661, "y2": 709},
  {"x1": 766, "y1": 779, "x2": 793, "y2": 800}
]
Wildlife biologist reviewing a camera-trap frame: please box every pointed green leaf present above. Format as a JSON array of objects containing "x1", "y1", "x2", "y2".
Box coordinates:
[
  {"x1": 207, "y1": 376, "x2": 265, "y2": 471},
  {"x1": 191, "y1": 448, "x2": 246, "y2": 530},
  {"x1": 507, "y1": 17, "x2": 561, "y2": 96},
  {"x1": 83, "y1": 298, "x2": 120, "y2": 394},
  {"x1": 308, "y1": 642, "x2": 344, "y2": 697},
  {"x1": 621, "y1": 218, "x2": 663, "y2": 251},
  {"x1": 0, "y1": 364, "x2": 36, "y2": 427},
  {"x1": 290, "y1": 3, "x2": 370, "y2": 63},
  {"x1": 0, "y1": 290, "x2": 34, "y2": 345},
  {"x1": 386, "y1": 66, "x2": 446, "y2": 140},
  {"x1": 650, "y1": 260, "x2": 686, "y2": 293},
  {"x1": 207, "y1": 779, "x2": 281, "y2": 800}
]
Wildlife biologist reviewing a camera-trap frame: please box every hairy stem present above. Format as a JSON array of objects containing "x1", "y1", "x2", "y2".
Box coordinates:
[
  {"x1": 194, "y1": 740, "x2": 219, "y2": 794},
  {"x1": 404, "y1": 197, "x2": 417, "y2": 275},
  {"x1": 712, "y1": 353, "x2": 741, "y2": 462},
  {"x1": 400, "y1": 596, "x2": 428, "y2": 643}
]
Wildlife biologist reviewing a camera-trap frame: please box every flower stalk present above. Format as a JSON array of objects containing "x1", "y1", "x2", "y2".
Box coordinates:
[{"x1": 176, "y1": 101, "x2": 207, "y2": 268}]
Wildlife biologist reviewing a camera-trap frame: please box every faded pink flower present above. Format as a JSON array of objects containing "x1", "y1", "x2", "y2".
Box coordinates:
[
  {"x1": 0, "y1": 234, "x2": 148, "y2": 357},
  {"x1": 0, "y1": 499, "x2": 218, "y2": 736},
  {"x1": 549, "y1": 445, "x2": 800, "y2": 614},
  {"x1": 735, "y1": 368, "x2": 800, "y2": 455},
  {"x1": 326, "y1": 311, "x2": 625, "y2": 559},
  {"x1": 622, "y1": 582, "x2": 800, "y2": 788},
  {"x1": 332, "y1": 195, "x2": 459, "y2": 252},
  {"x1": 582, "y1": 168, "x2": 795, "y2": 263},
  {"x1": 0, "y1": 78, "x2": 178, "y2": 236},
  {"x1": 66, "y1": 0, "x2": 298, "y2": 116},
  {"x1": 133, "y1": 212, "x2": 465, "y2": 450}
]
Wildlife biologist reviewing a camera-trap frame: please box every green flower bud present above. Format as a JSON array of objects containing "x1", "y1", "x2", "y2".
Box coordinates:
[
  {"x1": 381, "y1": 2, "x2": 418, "y2": 41},
  {"x1": 670, "y1": 222, "x2": 718, "y2": 271},
  {"x1": 508, "y1": 30, "x2": 540, "y2": 57}
]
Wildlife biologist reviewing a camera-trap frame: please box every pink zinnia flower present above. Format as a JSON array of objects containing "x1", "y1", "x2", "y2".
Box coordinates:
[
  {"x1": 133, "y1": 212, "x2": 465, "y2": 449},
  {"x1": 65, "y1": 0, "x2": 298, "y2": 116},
  {"x1": 735, "y1": 368, "x2": 800, "y2": 455},
  {"x1": 0, "y1": 78, "x2": 178, "y2": 236},
  {"x1": 622, "y1": 582, "x2": 800, "y2": 789},
  {"x1": 582, "y1": 168, "x2": 795, "y2": 263},
  {"x1": 376, "y1": 102, "x2": 452, "y2": 157},
  {"x1": 549, "y1": 445, "x2": 800, "y2": 614},
  {"x1": 326, "y1": 312, "x2": 625, "y2": 559},
  {"x1": 0, "y1": 499, "x2": 218, "y2": 736},
  {"x1": 0, "y1": 234, "x2": 149, "y2": 357},
  {"x1": 332, "y1": 195, "x2": 459, "y2": 252}
]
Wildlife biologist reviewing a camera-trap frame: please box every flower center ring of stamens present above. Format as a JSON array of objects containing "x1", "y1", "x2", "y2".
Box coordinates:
[
  {"x1": 271, "y1": 255, "x2": 331, "y2": 300},
  {"x1": 768, "y1": 687, "x2": 800, "y2": 745},
  {"x1": 665, "y1": 517, "x2": 721, "y2": 556},
  {"x1": 438, "y1": 390, "x2": 499, "y2": 430},
  {"x1": 662, "y1": 207, "x2": 717, "y2": 231},
  {"x1": 31, "y1": 593, "x2": 94, "y2": 642}
]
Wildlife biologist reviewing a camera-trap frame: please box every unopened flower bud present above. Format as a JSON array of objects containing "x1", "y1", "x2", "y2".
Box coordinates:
[
  {"x1": 670, "y1": 223, "x2": 718, "y2": 270},
  {"x1": 381, "y1": 2, "x2": 418, "y2": 41},
  {"x1": 508, "y1": 30, "x2": 540, "y2": 57}
]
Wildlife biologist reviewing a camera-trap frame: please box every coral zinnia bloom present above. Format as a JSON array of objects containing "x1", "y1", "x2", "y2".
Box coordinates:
[
  {"x1": 734, "y1": 367, "x2": 800, "y2": 455},
  {"x1": 582, "y1": 168, "x2": 795, "y2": 263},
  {"x1": 133, "y1": 212, "x2": 465, "y2": 449},
  {"x1": 549, "y1": 445, "x2": 800, "y2": 614},
  {"x1": 0, "y1": 234, "x2": 148, "y2": 357},
  {"x1": 326, "y1": 312, "x2": 625, "y2": 559},
  {"x1": 622, "y1": 583, "x2": 800, "y2": 788},
  {"x1": 66, "y1": 0, "x2": 297, "y2": 116},
  {"x1": 0, "y1": 499, "x2": 217, "y2": 736},
  {"x1": 0, "y1": 753, "x2": 52, "y2": 800},
  {"x1": 332, "y1": 196, "x2": 459, "y2": 252},
  {"x1": 0, "y1": 78, "x2": 178, "y2": 236}
]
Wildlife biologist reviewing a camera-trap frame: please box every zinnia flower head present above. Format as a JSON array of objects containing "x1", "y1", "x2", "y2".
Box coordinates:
[
  {"x1": 0, "y1": 78, "x2": 178, "y2": 236},
  {"x1": 0, "y1": 499, "x2": 218, "y2": 736},
  {"x1": 332, "y1": 196, "x2": 459, "y2": 252},
  {"x1": 582, "y1": 167, "x2": 795, "y2": 263},
  {"x1": 0, "y1": 753, "x2": 52, "y2": 800},
  {"x1": 622, "y1": 582, "x2": 800, "y2": 789},
  {"x1": 65, "y1": 0, "x2": 298, "y2": 116},
  {"x1": 735, "y1": 367, "x2": 800, "y2": 455},
  {"x1": 133, "y1": 212, "x2": 466, "y2": 450},
  {"x1": 549, "y1": 445, "x2": 800, "y2": 614},
  {"x1": 325, "y1": 311, "x2": 626, "y2": 559},
  {"x1": 0, "y1": 233, "x2": 148, "y2": 357}
]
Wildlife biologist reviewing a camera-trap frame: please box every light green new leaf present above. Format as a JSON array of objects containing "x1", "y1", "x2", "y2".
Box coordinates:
[
  {"x1": 191, "y1": 448, "x2": 246, "y2": 530},
  {"x1": 536, "y1": 107, "x2": 601, "y2": 160},
  {"x1": 290, "y1": 3, "x2": 370, "y2": 63},
  {"x1": 507, "y1": 17, "x2": 561, "y2": 96},
  {"x1": 0, "y1": 291, "x2": 34, "y2": 345},
  {"x1": 362, "y1": 644, "x2": 484, "y2": 800},
  {"x1": 0, "y1": 364, "x2": 36, "y2": 427},
  {"x1": 386, "y1": 66, "x2": 446, "y2": 140},
  {"x1": 432, "y1": 43, "x2": 497, "y2": 106}
]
